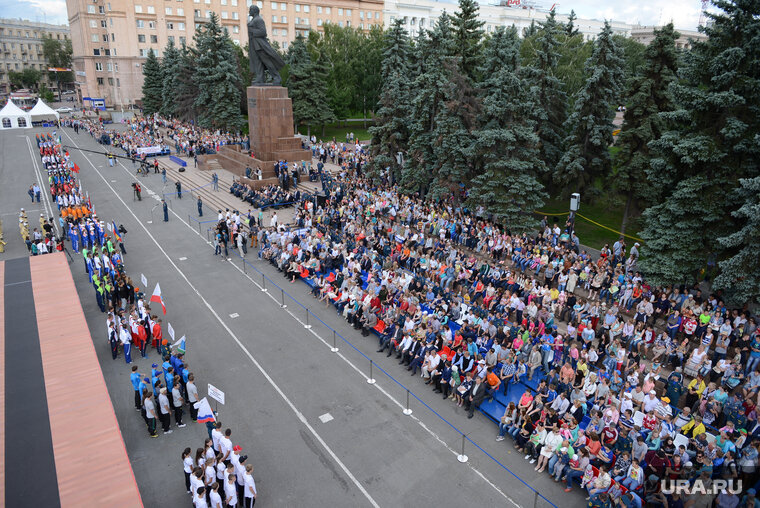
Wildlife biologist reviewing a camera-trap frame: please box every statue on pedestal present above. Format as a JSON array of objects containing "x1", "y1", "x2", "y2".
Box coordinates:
[{"x1": 248, "y1": 5, "x2": 285, "y2": 86}]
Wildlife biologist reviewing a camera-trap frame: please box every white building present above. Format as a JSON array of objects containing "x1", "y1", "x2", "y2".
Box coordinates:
[{"x1": 383, "y1": 0, "x2": 632, "y2": 40}]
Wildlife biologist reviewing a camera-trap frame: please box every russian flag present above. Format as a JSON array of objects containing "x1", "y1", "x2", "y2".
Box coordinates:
[
  {"x1": 171, "y1": 336, "x2": 186, "y2": 355},
  {"x1": 150, "y1": 282, "x2": 166, "y2": 314},
  {"x1": 194, "y1": 397, "x2": 216, "y2": 423}
]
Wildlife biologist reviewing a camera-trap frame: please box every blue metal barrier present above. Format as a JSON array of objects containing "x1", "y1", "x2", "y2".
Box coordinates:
[
  {"x1": 163, "y1": 181, "x2": 214, "y2": 198},
  {"x1": 170, "y1": 155, "x2": 187, "y2": 167}
]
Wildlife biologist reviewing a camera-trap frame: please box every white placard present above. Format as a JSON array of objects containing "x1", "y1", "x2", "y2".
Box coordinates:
[
  {"x1": 168, "y1": 322, "x2": 175, "y2": 341},
  {"x1": 136, "y1": 145, "x2": 162, "y2": 156},
  {"x1": 208, "y1": 384, "x2": 225, "y2": 405},
  {"x1": 141, "y1": 273, "x2": 148, "y2": 287}
]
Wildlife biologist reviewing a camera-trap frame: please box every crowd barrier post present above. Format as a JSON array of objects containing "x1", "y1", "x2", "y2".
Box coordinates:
[
  {"x1": 367, "y1": 359, "x2": 376, "y2": 384},
  {"x1": 260, "y1": 273, "x2": 267, "y2": 292},
  {"x1": 242, "y1": 256, "x2": 246, "y2": 273},
  {"x1": 457, "y1": 433, "x2": 468, "y2": 463},
  {"x1": 280, "y1": 288, "x2": 287, "y2": 308},
  {"x1": 331, "y1": 330, "x2": 339, "y2": 353},
  {"x1": 304, "y1": 308, "x2": 311, "y2": 329},
  {"x1": 403, "y1": 389, "x2": 413, "y2": 416}
]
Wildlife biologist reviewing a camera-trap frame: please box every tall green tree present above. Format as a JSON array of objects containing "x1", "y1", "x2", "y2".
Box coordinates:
[
  {"x1": 160, "y1": 39, "x2": 181, "y2": 118},
  {"x1": 640, "y1": 0, "x2": 760, "y2": 290},
  {"x1": 613, "y1": 24, "x2": 679, "y2": 233},
  {"x1": 42, "y1": 35, "x2": 73, "y2": 83},
  {"x1": 368, "y1": 20, "x2": 413, "y2": 183},
  {"x1": 173, "y1": 43, "x2": 198, "y2": 123},
  {"x1": 193, "y1": 14, "x2": 244, "y2": 130},
  {"x1": 469, "y1": 26, "x2": 546, "y2": 231},
  {"x1": 451, "y1": 0, "x2": 484, "y2": 80},
  {"x1": 555, "y1": 21, "x2": 624, "y2": 194},
  {"x1": 403, "y1": 12, "x2": 457, "y2": 194},
  {"x1": 286, "y1": 35, "x2": 336, "y2": 138},
  {"x1": 354, "y1": 25, "x2": 384, "y2": 121},
  {"x1": 714, "y1": 176, "x2": 760, "y2": 303},
  {"x1": 520, "y1": 10, "x2": 568, "y2": 173},
  {"x1": 566, "y1": 10, "x2": 578, "y2": 36},
  {"x1": 9, "y1": 68, "x2": 41, "y2": 89},
  {"x1": 141, "y1": 49, "x2": 163, "y2": 115}
]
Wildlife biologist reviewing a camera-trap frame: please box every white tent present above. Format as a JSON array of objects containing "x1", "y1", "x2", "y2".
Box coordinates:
[
  {"x1": 0, "y1": 99, "x2": 32, "y2": 129},
  {"x1": 29, "y1": 98, "x2": 59, "y2": 122}
]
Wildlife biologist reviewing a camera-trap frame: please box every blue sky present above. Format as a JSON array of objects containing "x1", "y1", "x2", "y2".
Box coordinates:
[{"x1": 0, "y1": 0, "x2": 707, "y2": 30}]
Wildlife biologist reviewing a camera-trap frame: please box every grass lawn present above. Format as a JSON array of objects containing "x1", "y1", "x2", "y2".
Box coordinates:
[
  {"x1": 536, "y1": 198, "x2": 643, "y2": 251},
  {"x1": 298, "y1": 120, "x2": 373, "y2": 144}
]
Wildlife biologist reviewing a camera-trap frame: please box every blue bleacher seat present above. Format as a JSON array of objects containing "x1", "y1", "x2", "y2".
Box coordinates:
[{"x1": 478, "y1": 398, "x2": 506, "y2": 423}]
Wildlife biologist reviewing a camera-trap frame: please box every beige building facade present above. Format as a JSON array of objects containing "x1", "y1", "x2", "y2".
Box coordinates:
[
  {"x1": 67, "y1": 0, "x2": 383, "y2": 107},
  {"x1": 0, "y1": 19, "x2": 71, "y2": 97},
  {"x1": 630, "y1": 25, "x2": 707, "y2": 50}
]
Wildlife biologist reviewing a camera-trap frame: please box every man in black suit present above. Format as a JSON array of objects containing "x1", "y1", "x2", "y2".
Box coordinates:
[{"x1": 466, "y1": 376, "x2": 487, "y2": 419}]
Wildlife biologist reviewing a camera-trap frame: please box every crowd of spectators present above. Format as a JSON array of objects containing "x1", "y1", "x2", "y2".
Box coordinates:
[{"x1": 246, "y1": 158, "x2": 760, "y2": 507}]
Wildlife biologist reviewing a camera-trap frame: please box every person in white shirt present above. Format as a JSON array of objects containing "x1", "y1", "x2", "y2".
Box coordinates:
[
  {"x1": 243, "y1": 464, "x2": 257, "y2": 507},
  {"x1": 224, "y1": 474, "x2": 238, "y2": 507},
  {"x1": 205, "y1": 456, "x2": 217, "y2": 490},
  {"x1": 234, "y1": 453, "x2": 248, "y2": 502},
  {"x1": 193, "y1": 486, "x2": 209, "y2": 508},
  {"x1": 182, "y1": 447, "x2": 194, "y2": 493},
  {"x1": 190, "y1": 468, "x2": 204, "y2": 500},
  {"x1": 642, "y1": 391, "x2": 660, "y2": 413},
  {"x1": 220, "y1": 429, "x2": 233, "y2": 464},
  {"x1": 209, "y1": 483, "x2": 223, "y2": 508},
  {"x1": 212, "y1": 422, "x2": 223, "y2": 454}
]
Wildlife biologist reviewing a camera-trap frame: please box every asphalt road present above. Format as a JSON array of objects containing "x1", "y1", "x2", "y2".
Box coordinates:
[{"x1": 0, "y1": 126, "x2": 583, "y2": 508}]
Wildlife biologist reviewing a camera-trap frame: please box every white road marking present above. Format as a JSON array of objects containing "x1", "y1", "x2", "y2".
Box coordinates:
[
  {"x1": 179, "y1": 256, "x2": 187, "y2": 261},
  {"x1": 318, "y1": 413, "x2": 334, "y2": 423},
  {"x1": 60, "y1": 128, "x2": 382, "y2": 508},
  {"x1": 24, "y1": 136, "x2": 58, "y2": 236},
  {"x1": 229, "y1": 313, "x2": 239, "y2": 319}
]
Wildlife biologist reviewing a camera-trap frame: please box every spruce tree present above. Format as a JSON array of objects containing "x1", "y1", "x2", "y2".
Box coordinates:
[
  {"x1": 555, "y1": 21, "x2": 624, "y2": 193},
  {"x1": 193, "y1": 14, "x2": 244, "y2": 131},
  {"x1": 566, "y1": 10, "x2": 578, "y2": 36},
  {"x1": 174, "y1": 43, "x2": 198, "y2": 123},
  {"x1": 521, "y1": 10, "x2": 568, "y2": 172},
  {"x1": 160, "y1": 39, "x2": 181, "y2": 118},
  {"x1": 613, "y1": 24, "x2": 678, "y2": 232},
  {"x1": 640, "y1": 0, "x2": 760, "y2": 289},
  {"x1": 141, "y1": 49, "x2": 163, "y2": 115},
  {"x1": 452, "y1": 0, "x2": 484, "y2": 80},
  {"x1": 403, "y1": 12, "x2": 456, "y2": 195},
  {"x1": 469, "y1": 26, "x2": 546, "y2": 231},
  {"x1": 286, "y1": 35, "x2": 335, "y2": 139},
  {"x1": 368, "y1": 20, "x2": 413, "y2": 184}
]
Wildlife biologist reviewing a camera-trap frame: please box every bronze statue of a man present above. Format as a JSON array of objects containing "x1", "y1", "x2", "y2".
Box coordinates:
[{"x1": 248, "y1": 5, "x2": 285, "y2": 85}]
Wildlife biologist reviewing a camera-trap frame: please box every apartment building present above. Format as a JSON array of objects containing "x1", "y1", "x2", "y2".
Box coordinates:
[
  {"x1": 0, "y1": 19, "x2": 71, "y2": 96},
  {"x1": 630, "y1": 25, "x2": 707, "y2": 49},
  {"x1": 67, "y1": 0, "x2": 383, "y2": 107}
]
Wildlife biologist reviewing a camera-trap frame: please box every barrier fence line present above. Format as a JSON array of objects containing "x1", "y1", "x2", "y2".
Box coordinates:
[
  {"x1": 229, "y1": 249, "x2": 558, "y2": 508},
  {"x1": 162, "y1": 181, "x2": 215, "y2": 198}
]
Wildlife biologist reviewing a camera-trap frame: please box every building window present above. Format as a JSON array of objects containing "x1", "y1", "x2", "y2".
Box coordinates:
[
  {"x1": 375, "y1": 12, "x2": 379, "y2": 19},
  {"x1": 294, "y1": 4, "x2": 299, "y2": 11},
  {"x1": 177, "y1": 8, "x2": 184, "y2": 15},
  {"x1": 97, "y1": 77, "x2": 104, "y2": 85},
  {"x1": 338, "y1": 21, "x2": 343, "y2": 27},
  {"x1": 93, "y1": 49, "x2": 101, "y2": 55},
  {"x1": 346, "y1": 9, "x2": 351, "y2": 16},
  {"x1": 90, "y1": 20, "x2": 97, "y2": 28},
  {"x1": 108, "y1": 77, "x2": 114, "y2": 85},
  {"x1": 88, "y1": 5, "x2": 96, "y2": 13},
  {"x1": 257, "y1": 1, "x2": 263, "y2": 7},
  {"x1": 338, "y1": 8, "x2": 342, "y2": 15},
  {"x1": 178, "y1": 22, "x2": 185, "y2": 30},
  {"x1": 138, "y1": 34, "x2": 146, "y2": 42},
  {"x1": 107, "y1": 62, "x2": 112, "y2": 71},
  {"x1": 150, "y1": 34, "x2": 158, "y2": 43},
  {"x1": 180, "y1": 36, "x2": 186, "y2": 44},
  {"x1": 168, "y1": 35, "x2": 175, "y2": 43},
  {"x1": 91, "y1": 34, "x2": 99, "y2": 42},
  {"x1": 116, "y1": 78, "x2": 120, "y2": 87},
  {"x1": 206, "y1": 10, "x2": 212, "y2": 17},
  {"x1": 136, "y1": 20, "x2": 145, "y2": 28},
  {"x1": 95, "y1": 62, "x2": 104, "y2": 71},
  {"x1": 232, "y1": 25, "x2": 239, "y2": 33},
  {"x1": 167, "y1": 22, "x2": 174, "y2": 29},
  {"x1": 317, "y1": 18, "x2": 322, "y2": 26},
  {"x1": 221, "y1": 11, "x2": 229, "y2": 18},
  {"x1": 18, "y1": 117, "x2": 27, "y2": 127},
  {"x1": 325, "y1": 6, "x2": 330, "y2": 13},
  {"x1": 317, "y1": 5, "x2": 322, "y2": 13},
  {"x1": 114, "y1": 62, "x2": 119, "y2": 71},
  {"x1": 194, "y1": 9, "x2": 201, "y2": 16},
  {"x1": 135, "y1": 5, "x2": 143, "y2": 12},
  {"x1": 346, "y1": 20, "x2": 350, "y2": 26},
  {"x1": 108, "y1": 2, "x2": 112, "y2": 9},
  {"x1": 232, "y1": 12, "x2": 238, "y2": 19},
  {"x1": 99, "y1": 6, "x2": 105, "y2": 14},
  {"x1": 101, "y1": 19, "x2": 108, "y2": 27},
  {"x1": 272, "y1": 15, "x2": 277, "y2": 22},
  {"x1": 271, "y1": 2, "x2": 277, "y2": 8},
  {"x1": 221, "y1": 0, "x2": 227, "y2": 4},
  {"x1": 147, "y1": 5, "x2": 155, "y2": 13},
  {"x1": 165, "y1": 7, "x2": 172, "y2": 14},
  {"x1": 303, "y1": 4, "x2": 309, "y2": 12},
  {"x1": 359, "y1": 11, "x2": 363, "y2": 18},
  {"x1": 105, "y1": 48, "x2": 111, "y2": 55},
  {"x1": 231, "y1": 0, "x2": 237, "y2": 5},
  {"x1": 2, "y1": 118, "x2": 11, "y2": 128},
  {"x1": 282, "y1": 41, "x2": 287, "y2": 49},
  {"x1": 148, "y1": 21, "x2": 156, "y2": 28}
]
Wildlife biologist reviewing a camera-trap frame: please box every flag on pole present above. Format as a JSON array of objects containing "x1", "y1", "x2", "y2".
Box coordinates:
[
  {"x1": 112, "y1": 221, "x2": 122, "y2": 243},
  {"x1": 171, "y1": 336, "x2": 186, "y2": 355},
  {"x1": 194, "y1": 397, "x2": 216, "y2": 423},
  {"x1": 72, "y1": 163, "x2": 80, "y2": 173},
  {"x1": 150, "y1": 282, "x2": 167, "y2": 314}
]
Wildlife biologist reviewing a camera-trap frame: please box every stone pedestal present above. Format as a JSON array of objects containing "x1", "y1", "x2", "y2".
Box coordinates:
[{"x1": 247, "y1": 86, "x2": 311, "y2": 178}]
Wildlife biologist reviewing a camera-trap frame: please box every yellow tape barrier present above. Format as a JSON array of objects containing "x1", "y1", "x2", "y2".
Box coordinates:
[{"x1": 534, "y1": 210, "x2": 645, "y2": 244}]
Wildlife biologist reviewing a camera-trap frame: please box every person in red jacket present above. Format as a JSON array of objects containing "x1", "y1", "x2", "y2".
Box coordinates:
[
  {"x1": 151, "y1": 315, "x2": 163, "y2": 349},
  {"x1": 137, "y1": 320, "x2": 149, "y2": 358}
]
